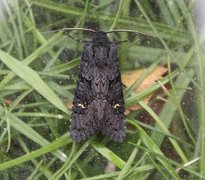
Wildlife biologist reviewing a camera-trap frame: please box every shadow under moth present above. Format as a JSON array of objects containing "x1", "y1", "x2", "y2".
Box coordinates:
[{"x1": 70, "y1": 31, "x2": 125, "y2": 142}]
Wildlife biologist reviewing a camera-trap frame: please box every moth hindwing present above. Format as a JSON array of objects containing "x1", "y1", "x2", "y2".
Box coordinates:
[{"x1": 70, "y1": 31, "x2": 125, "y2": 142}]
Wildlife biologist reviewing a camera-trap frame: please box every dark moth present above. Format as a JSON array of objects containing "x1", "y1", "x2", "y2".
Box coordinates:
[{"x1": 70, "y1": 31, "x2": 125, "y2": 142}]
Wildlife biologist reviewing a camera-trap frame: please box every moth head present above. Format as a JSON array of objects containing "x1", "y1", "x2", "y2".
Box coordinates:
[
  {"x1": 92, "y1": 31, "x2": 111, "y2": 66},
  {"x1": 92, "y1": 31, "x2": 110, "y2": 47}
]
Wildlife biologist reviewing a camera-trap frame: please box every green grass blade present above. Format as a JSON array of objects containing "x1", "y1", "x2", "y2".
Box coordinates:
[
  {"x1": 0, "y1": 50, "x2": 69, "y2": 114},
  {"x1": 139, "y1": 101, "x2": 188, "y2": 163},
  {"x1": 0, "y1": 134, "x2": 69, "y2": 171},
  {"x1": 7, "y1": 113, "x2": 68, "y2": 161},
  {"x1": 116, "y1": 147, "x2": 138, "y2": 180},
  {"x1": 92, "y1": 143, "x2": 126, "y2": 169},
  {"x1": 128, "y1": 119, "x2": 180, "y2": 179}
]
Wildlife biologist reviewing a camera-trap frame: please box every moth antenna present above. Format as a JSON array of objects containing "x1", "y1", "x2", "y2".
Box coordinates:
[
  {"x1": 42, "y1": 28, "x2": 98, "y2": 43},
  {"x1": 63, "y1": 31, "x2": 81, "y2": 43},
  {"x1": 106, "y1": 29, "x2": 140, "y2": 34},
  {"x1": 115, "y1": 40, "x2": 128, "y2": 45},
  {"x1": 42, "y1": 27, "x2": 97, "y2": 34},
  {"x1": 104, "y1": 31, "x2": 128, "y2": 44},
  {"x1": 106, "y1": 29, "x2": 154, "y2": 37}
]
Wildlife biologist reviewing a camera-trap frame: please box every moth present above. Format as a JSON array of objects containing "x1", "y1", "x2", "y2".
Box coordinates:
[{"x1": 70, "y1": 31, "x2": 125, "y2": 142}]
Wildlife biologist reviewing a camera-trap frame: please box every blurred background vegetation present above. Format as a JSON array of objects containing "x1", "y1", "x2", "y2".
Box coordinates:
[{"x1": 0, "y1": 0, "x2": 205, "y2": 179}]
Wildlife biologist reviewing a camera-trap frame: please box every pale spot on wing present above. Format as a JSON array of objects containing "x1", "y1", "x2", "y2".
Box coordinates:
[
  {"x1": 78, "y1": 103, "x2": 86, "y2": 108},
  {"x1": 113, "y1": 104, "x2": 120, "y2": 108}
]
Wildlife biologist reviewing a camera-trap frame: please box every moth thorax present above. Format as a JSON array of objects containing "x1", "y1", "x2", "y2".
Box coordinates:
[{"x1": 94, "y1": 47, "x2": 109, "y2": 66}]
